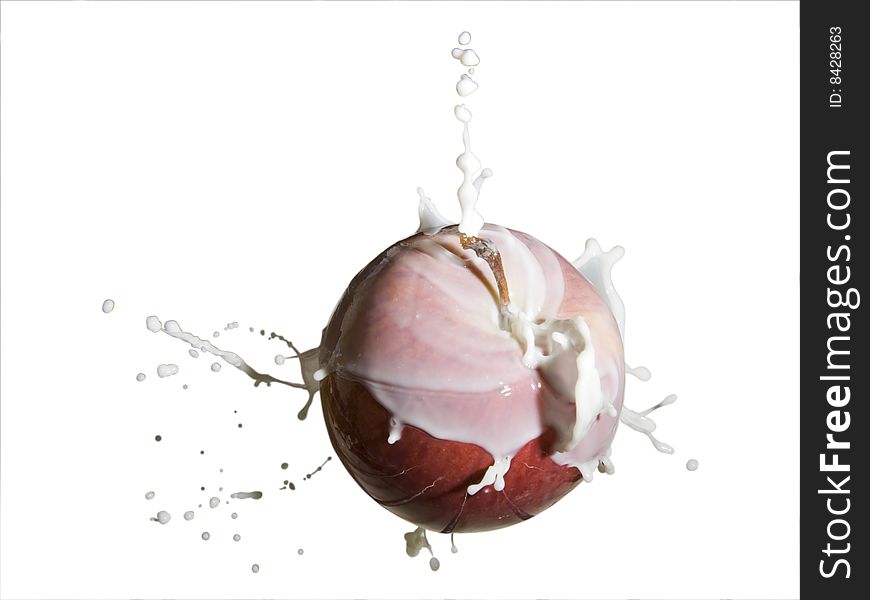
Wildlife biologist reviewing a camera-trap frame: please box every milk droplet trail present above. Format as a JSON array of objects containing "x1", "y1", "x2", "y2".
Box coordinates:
[
  {"x1": 101, "y1": 299, "x2": 115, "y2": 313},
  {"x1": 230, "y1": 491, "x2": 263, "y2": 500},
  {"x1": 450, "y1": 532, "x2": 458, "y2": 554},
  {"x1": 268, "y1": 331, "x2": 321, "y2": 420},
  {"x1": 619, "y1": 394, "x2": 677, "y2": 454},
  {"x1": 151, "y1": 511, "x2": 171, "y2": 524},
  {"x1": 686, "y1": 458, "x2": 699, "y2": 471},
  {"x1": 458, "y1": 31, "x2": 471, "y2": 45},
  {"x1": 404, "y1": 527, "x2": 440, "y2": 570},
  {"x1": 305, "y1": 456, "x2": 332, "y2": 480},
  {"x1": 145, "y1": 317, "x2": 310, "y2": 401},
  {"x1": 184, "y1": 511, "x2": 195, "y2": 521},
  {"x1": 157, "y1": 364, "x2": 179, "y2": 378},
  {"x1": 145, "y1": 491, "x2": 155, "y2": 500},
  {"x1": 136, "y1": 373, "x2": 146, "y2": 382}
]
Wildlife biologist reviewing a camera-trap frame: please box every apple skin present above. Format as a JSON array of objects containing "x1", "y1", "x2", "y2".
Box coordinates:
[{"x1": 319, "y1": 227, "x2": 624, "y2": 533}]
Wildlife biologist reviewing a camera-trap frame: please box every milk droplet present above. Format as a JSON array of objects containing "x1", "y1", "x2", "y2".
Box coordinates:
[
  {"x1": 145, "y1": 491, "x2": 155, "y2": 500},
  {"x1": 101, "y1": 299, "x2": 115, "y2": 313},
  {"x1": 233, "y1": 534, "x2": 241, "y2": 542},
  {"x1": 404, "y1": 527, "x2": 432, "y2": 558},
  {"x1": 153, "y1": 511, "x2": 171, "y2": 524},
  {"x1": 686, "y1": 458, "x2": 699, "y2": 471},
  {"x1": 136, "y1": 373, "x2": 146, "y2": 382},
  {"x1": 251, "y1": 564, "x2": 260, "y2": 574},
  {"x1": 184, "y1": 511, "x2": 195, "y2": 521},
  {"x1": 201, "y1": 532, "x2": 210, "y2": 540},
  {"x1": 456, "y1": 74, "x2": 478, "y2": 96},
  {"x1": 231, "y1": 512, "x2": 238, "y2": 519},
  {"x1": 626, "y1": 364, "x2": 651, "y2": 381},
  {"x1": 211, "y1": 362, "x2": 222, "y2": 372},
  {"x1": 297, "y1": 548, "x2": 304, "y2": 555},
  {"x1": 619, "y1": 394, "x2": 677, "y2": 454},
  {"x1": 450, "y1": 532, "x2": 458, "y2": 554},
  {"x1": 189, "y1": 349, "x2": 199, "y2": 358},
  {"x1": 157, "y1": 364, "x2": 179, "y2": 378},
  {"x1": 452, "y1": 48, "x2": 479, "y2": 66},
  {"x1": 209, "y1": 497, "x2": 220, "y2": 508},
  {"x1": 230, "y1": 491, "x2": 263, "y2": 500},
  {"x1": 454, "y1": 104, "x2": 472, "y2": 123},
  {"x1": 429, "y1": 557, "x2": 440, "y2": 571},
  {"x1": 274, "y1": 355, "x2": 286, "y2": 365},
  {"x1": 146, "y1": 316, "x2": 162, "y2": 332},
  {"x1": 458, "y1": 31, "x2": 471, "y2": 45},
  {"x1": 213, "y1": 331, "x2": 220, "y2": 338}
]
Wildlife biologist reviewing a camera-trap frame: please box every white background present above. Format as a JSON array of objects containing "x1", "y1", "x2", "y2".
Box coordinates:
[{"x1": 1, "y1": 2, "x2": 799, "y2": 599}]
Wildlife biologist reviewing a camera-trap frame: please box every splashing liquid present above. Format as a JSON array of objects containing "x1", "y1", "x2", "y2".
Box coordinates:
[
  {"x1": 619, "y1": 394, "x2": 677, "y2": 454},
  {"x1": 157, "y1": 364, "x2": 179, "y2": 378},
  {"x1": 305, "y1": 457, "x2": 332, "y2": 480},
  {"x1": 230, "y1": 491, "x2": 263, "y2": 500},
  {"x1": 145, "y1": 316, "x2": 312, "y2": 401},
  {"x1": 133, "y1": 27, "x2": 686, "y2": 575},
  {"x1": 151, "y1": 511, "x2": 171, "y2": 524},
  {"x1": 404, "y1": 527, "x2": 440, "y2": 571}
]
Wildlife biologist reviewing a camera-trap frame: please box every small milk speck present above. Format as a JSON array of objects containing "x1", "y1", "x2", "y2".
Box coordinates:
[
  {"x1": 184, "y1": 511, "x2": 195, "y2": 521},
  {"x1": 233, "y1": 534, "x2": 241, "y2": 542},
  {"x1": 201, "y1": 532, "x2": 210, "y2": 540},
  {"x1": 251, "y1": 564, "x2": 260, "y2": 574},
  {"x1": 101, "y1": 299, "x2": 115, "y2": 313},
  {"x1": 686, "y1": 459, "x2": 699, "y2": 471},
  {"x1": 145, "y1": 491, "x2": 155, "y2": 500},
  {"x1": 209, "y1": 497, "x2": 220, "y2": 508}
]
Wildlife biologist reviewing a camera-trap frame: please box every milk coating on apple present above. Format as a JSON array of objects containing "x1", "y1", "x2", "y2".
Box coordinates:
[{"x1": 323, "y1": 224, "x2": 625, "y2": 494}]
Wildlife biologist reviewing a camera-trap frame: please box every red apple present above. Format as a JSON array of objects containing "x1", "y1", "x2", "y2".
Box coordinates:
[{"x1": 320, "y1": 224, "x2": 624, "y2": 533}]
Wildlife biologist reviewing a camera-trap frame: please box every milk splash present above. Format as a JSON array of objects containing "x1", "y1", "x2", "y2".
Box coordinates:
[
  {"x1": 411, "y1": 32, "x2": 678, "y2": 494},
  {"x1": 131, "y1": 28, "x2": 682, "y2": 576}
]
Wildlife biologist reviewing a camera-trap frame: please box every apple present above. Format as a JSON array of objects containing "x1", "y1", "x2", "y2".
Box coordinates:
[{"x1": 319, "y1": 224, "x2": 624, "y2": 533}]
